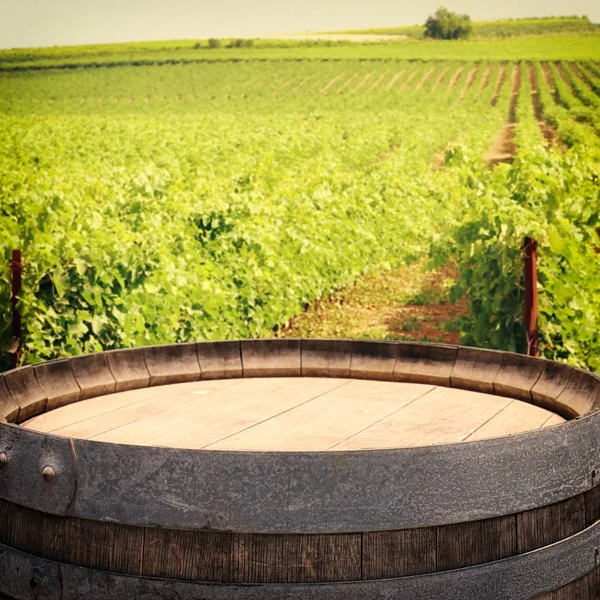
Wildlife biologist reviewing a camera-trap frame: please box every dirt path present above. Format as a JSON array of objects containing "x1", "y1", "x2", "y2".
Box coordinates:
[
  {"x1": 568, "y1": 62, "x2": 600, "y2": 98},
  {"x1": 415, "y1": 67, "x2": 436, "y2": 91},
  {"x1": 555, "y1": 62, "x2": 573, "y2": 89},
  {"x1": 584, "y1": 62, "x2": 600, "y2": 80},
  {"x1": 429, "y1": 67, "x2": 449, "y2": 91},
  {"x1": 527, "y1": 62, "x2": 561, "y2": 147},
  {"x1": 484, "y1": 64, "x2": 520, "y2": 166},
  {"x1": 490, "y1": 64, "x2": 508, "y2": 107},
  {"x1": 294, "y1": 77, "x2": 311, "y2": 90},
  {"x1": 432, "y1": 67, "x2": 451, "y2": 91},
  {"x1": 277, "y1": 262, "x2": 467, "y2": 344},
  {"x1": 338, "y1": 73, "x2": 359, "y2": 93},
  {"x1": 568, "y1": 62, "x2": 585, "y2": 82},
  {"x1": 478, "y1": 65, "x2": 493, "y2": 95},
  {"x1": 401, "y1": 68, "x2": 421, "y2": 91},
  {"x1": 386, "y1": 70, "x2": 406, "y2": 90},
  {"x1": 353, "y1": 71, "x2": 375, "y2": 93},
  {"x1": 540, "y1": 63, "x2": 555, "y2": 93},
  {"x1": 321, "y1": 72, "x2": 346, "y2": 94},
  {"x1": 458, "y1": 66, "x2": 479, "y2": 101},
  {"x1": 508, "y1": 65, "x2": 521, "y2": 122},
  {"x1": 447, "y1": 66, "x2": 465, "y2": 92},
  {"x1": 368, "y1": 72, "x2": 388, "y2": 92}
]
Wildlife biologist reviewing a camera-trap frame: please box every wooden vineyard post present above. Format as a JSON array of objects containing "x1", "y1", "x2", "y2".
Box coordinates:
[
  {"x1": 524, "y1": 237, "x2": 539, "y2": 357},
  {"x1": 10, "y1": 249, "x2": 22, "y2": 368}
]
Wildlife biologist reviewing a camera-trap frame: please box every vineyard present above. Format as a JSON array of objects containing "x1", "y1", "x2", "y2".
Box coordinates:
[{"x1": 1, "y1": 49, "x2": 600, "y2": 370}]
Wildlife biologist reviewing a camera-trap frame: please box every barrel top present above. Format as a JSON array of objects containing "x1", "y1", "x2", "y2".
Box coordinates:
[
  {"x1": 1, "y1": 340, "x2": 599, "y2": 531},
  {"x1": 22, "y1": 377, "x2": 564, "y2": 451}
]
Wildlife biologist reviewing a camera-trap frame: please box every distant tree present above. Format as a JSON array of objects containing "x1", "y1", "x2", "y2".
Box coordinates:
[
  {"x1": 229, "y1": 38, "x2": 254, "y2": 48},
  {"x1": 424, "y1": 7, "x2": 473, "y2": 40},
  {"x1": 208, "y1": 38, "x2": 222, "y2": 49}
]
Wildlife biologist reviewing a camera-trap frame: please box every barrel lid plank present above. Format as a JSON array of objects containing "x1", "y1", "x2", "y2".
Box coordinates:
[
  {"x1": 332, "y1": 385, "x2": 512, "y2": 450},
  {"x1": 22, "y1": 379, "x2": 562, "y2": 451}
]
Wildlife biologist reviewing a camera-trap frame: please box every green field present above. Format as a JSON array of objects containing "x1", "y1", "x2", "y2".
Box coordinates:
[
  {"x1": 1, "y1": 34, "x2": 600, "y2": 71},
  {"x1": 1, "y1": 36, "x2": 600, "y2": 370},
  {"x1": 332, "y1": 16, "x2": 600, "y2": 38}
]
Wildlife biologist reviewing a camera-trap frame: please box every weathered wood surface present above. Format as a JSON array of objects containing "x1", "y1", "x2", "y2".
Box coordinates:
[
  {"x1": 23, "y1": 378, "x2": 563, "y2": 450},
  {"x1": 1, "y1": 491, "x2": 599, "y2": 585},
  {"x1": 517, "y1": 494, "x2": 586, "y2": 554}
]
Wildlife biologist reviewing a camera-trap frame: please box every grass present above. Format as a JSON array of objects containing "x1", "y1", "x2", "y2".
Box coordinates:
[
  {"x1": 2, "y1": 34, "x2": 600, "y2": 71},
  {"x1": 277, "y1": 261, "x2": 468, "y2": 344},
  {"x1": 330, "y1": 16, "x2": 600, "y2": 39}
]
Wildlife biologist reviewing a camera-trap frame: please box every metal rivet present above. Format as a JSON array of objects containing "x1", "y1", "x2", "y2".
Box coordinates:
[
  {"x1": 42, "y1": 466, "x2": 55, "y2": 483},
  {"x1": 0, "y1": 452, "x2": 6, "y2": 467}
]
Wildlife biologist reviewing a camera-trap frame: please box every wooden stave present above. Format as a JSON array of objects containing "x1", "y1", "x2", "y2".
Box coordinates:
[{"x1": 1, "y1": 340, "x2": 600, "y2": 597}]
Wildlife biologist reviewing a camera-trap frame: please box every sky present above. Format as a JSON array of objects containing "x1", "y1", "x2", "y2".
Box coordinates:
[{"x1": 1, "y1": 0, "x2": 599, "y2": 50}]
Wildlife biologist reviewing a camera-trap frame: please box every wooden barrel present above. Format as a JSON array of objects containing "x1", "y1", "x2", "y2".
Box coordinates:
[{"x1": 0, "y1": 339, "x2": 599, "y2": 599}]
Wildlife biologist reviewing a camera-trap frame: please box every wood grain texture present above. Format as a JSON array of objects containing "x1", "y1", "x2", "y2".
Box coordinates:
[
  {"x1": 450, "y1": 347, "x2": 505, "y2": 394},
  {"x1": 301, "y1": 339, "x2": 352, "y2": 378},
  {"x1": 143, "y1": 343, "x2": 200, "y2": 387},
  {"x1": 394, "y1": 343, "x2": 457, "y2": 386},
  {"x1": 196, "y1": 341, "x2": 242, "y2": 380},
  {"x1": 0, "y1": 376, "x2": 19, "y2": 423},
  {"x1": 517, "y1": 494, "x2": 586, "y2": 554},
  {"x1": 22, "y1": 385, "x2": 165, "y2": 434},
  {"x1": 0, "y1": 489, "x2": 598, "y2": 585},
  {"x1": 590, "y1": 567, "x2": 600, "y2": 600},
  {"x1": 71, "y1": 353, "x2": 116, "y2": 400},
  {"x1": 555, "y1": 368, "x2": 600, "y2": 417},
  {"x1": 241, "y1": 339, "x2": 301, "y2": 377},
  {"x1": 493, "y1": 353, "x2": 544, "y2": 402},
  {"x1": 464, "y1": 399, "x2": 554, "y2": 441},
  {"x1": 362, "y1": 528, "x2": 436, "y2": 579},
  {"x1": 22, "y1": 378, "x2": 563, "y2": 450},
  {"x1": 531, "y1": 362, "x2": 573, "y2": 416},
  {"x1": 231, "y1": 533, "x2": 361, "y2": 583},
  {"x1": 142, "y1": 529, "x2": 361, "y2": 583},
  {"x1": 436, "y1": 516, "x2": 517, "y2": 571},
  {"x1": 0, "y1": 499, "x2": 65, "y2": 562},
  {"x1": 349, "y1": 340, "x2": 397, "y2": 381},
  {"x1": 208, "y1": 380, "x2": 430, "y2": 452},
  {"x1": 62, "y1": 517, "x2": 144, "y2": 575},
  {"x1": 106, "y1": 348, "x2": 150, "y2": 392},
  {"x1": 34, "y1": 360, "x2": 81, "y2": 411},
  {"x1": 585, "y1": 484, "x2": 600, "y2": 527},
  {"x1": 4, "y1": 366, "x2": 47, "y2": 421},
  {"x1": 143, "y1": 528, "x2": 211, "y2": 580},
  {"x1": 333, "y1": 385, "x2": 512, "y2": 450}
]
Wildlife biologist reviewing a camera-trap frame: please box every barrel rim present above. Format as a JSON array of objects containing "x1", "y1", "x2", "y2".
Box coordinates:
[{"x1": 0, "y1": 340, "x2": 599, "y2": 532}]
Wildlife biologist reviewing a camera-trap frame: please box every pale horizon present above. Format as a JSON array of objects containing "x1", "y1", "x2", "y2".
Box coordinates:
[{"x1": 1, "y1": 0, "x2": 599, "y2": 51}]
